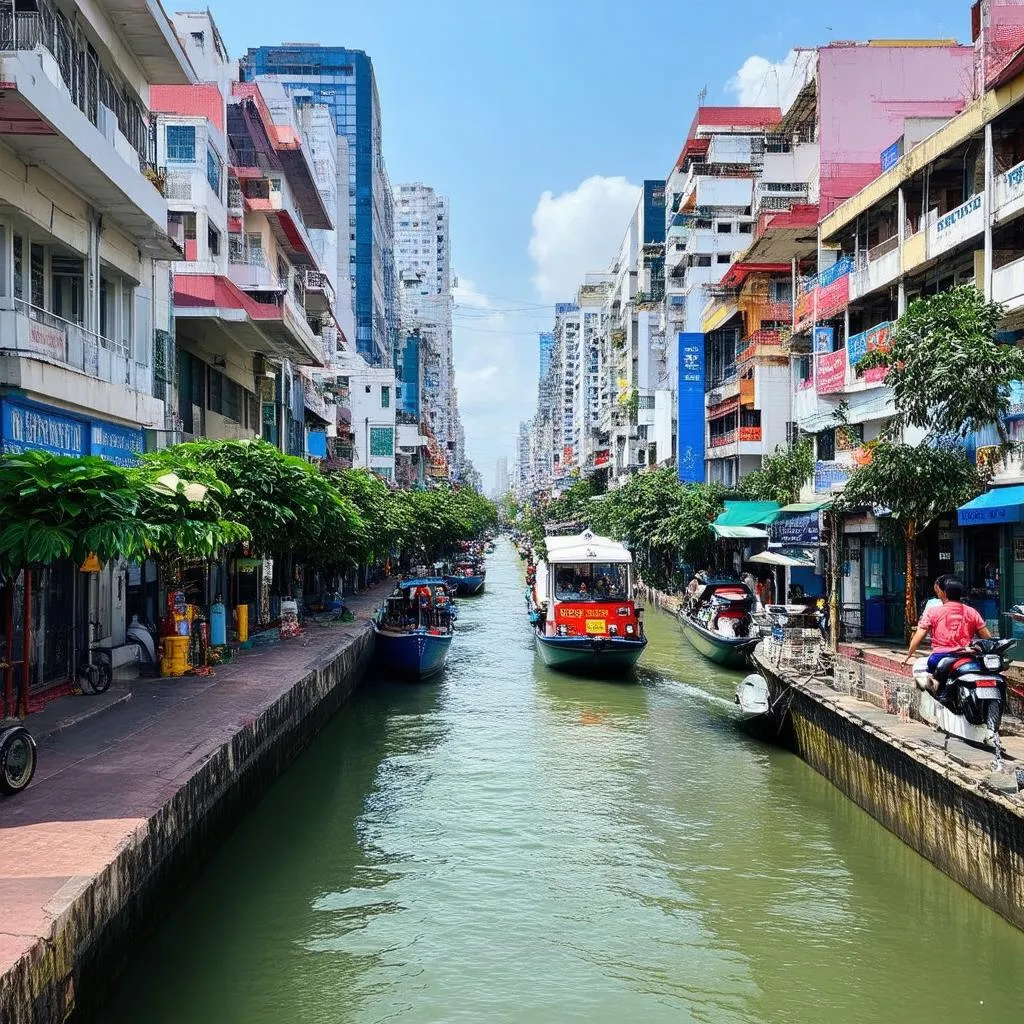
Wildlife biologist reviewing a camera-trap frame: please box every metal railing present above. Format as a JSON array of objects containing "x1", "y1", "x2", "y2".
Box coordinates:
[{"x1": 0, "y1": 0, "x2": 151, "y2": 165}]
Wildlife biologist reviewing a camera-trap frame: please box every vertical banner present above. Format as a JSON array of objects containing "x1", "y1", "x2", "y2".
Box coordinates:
[{"x1": 677, "y1": 332, "x2": 705, "y2": 484}]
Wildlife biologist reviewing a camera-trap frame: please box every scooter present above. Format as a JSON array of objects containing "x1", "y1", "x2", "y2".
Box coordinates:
[
  {"x1": 0, "y1": 718, "x2": 37, "y2": 796},
  {"x1": 913, "y1": 638, "x2": 1016, "y2": 747}
]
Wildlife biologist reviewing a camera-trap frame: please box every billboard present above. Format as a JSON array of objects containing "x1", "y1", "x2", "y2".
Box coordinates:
[{"x1": 677, "y1": 333, "x2": 705, "y2": 484}]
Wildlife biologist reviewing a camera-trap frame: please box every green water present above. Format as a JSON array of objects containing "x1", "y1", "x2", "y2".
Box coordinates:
[{"x1": 105, "y1": 541, "x2": 1024, "y2": 1023}]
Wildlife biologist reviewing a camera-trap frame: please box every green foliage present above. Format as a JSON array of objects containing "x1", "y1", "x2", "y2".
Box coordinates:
[
  {"x1": 396, "y1": 486, "x2": 497, "y2": 559},
  {"x1": 860, "y1": 285, "x2": 1024, "y2": 443},
  {"x1": 590, "y1": 469, "x2": 731, "y2": 589},
  {"x1": 837, "y1": 440, "x2": 982, "y2": 530},
  {"x1": 742, "y1": 437, "x2": 814, "y2": 505}
]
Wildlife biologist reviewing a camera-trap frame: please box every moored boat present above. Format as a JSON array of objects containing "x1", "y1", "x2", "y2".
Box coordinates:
[
  {"x1": 373, "y1": 578, "x2": 456, "y2": 679},
  {"x1": 532, "y1": 530, "x2": 647, "y2": 677},
  {"x1": 678, "y1": 574, "x2": 758, "y2": 668},
  {"x1": 446, "y1": 557, "x2": 486, "y2": 595}
]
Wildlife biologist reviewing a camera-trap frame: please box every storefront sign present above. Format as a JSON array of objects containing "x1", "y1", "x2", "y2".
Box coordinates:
[
  {"x1": 815, "y1": 460, "x2": 851, "y2": 493},
  {"x1": 815, "y1": 349, "x2": 847, "y2": 394},
  {"x1": 770, "y1": 512, "x2": 821, "y2": 545},
  {"x1": 0, "y1": 398, "x2": 144, "y2": 465},
  {"x1": 90, "y1": 422, "x2": 144, "y2": 466},
  {"x1": 843, "y1": 513, "x2": 879, "y2": 534},
  {"x1": 958, "y1": 503, "x2": 1022, "y2": 525},
  {"x1": 677, "y1": 333, "x2": 705, "y2": 484}
]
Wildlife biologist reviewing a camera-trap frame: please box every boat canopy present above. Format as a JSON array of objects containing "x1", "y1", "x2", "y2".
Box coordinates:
[
  {"x1": 545, "y1": 530, "x2": 633, "y2": 565},
  {"x1": 398, "y1": 577, "x2": 448, "y2": 589}
]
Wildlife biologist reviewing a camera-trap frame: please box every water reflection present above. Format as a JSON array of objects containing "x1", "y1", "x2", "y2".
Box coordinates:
[{"x1": 103, "y1": 540, "x2": 1024, "y2": 1024}]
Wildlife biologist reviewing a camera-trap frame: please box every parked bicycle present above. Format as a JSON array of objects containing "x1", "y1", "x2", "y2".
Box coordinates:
[{"x1": 77, "y1": 619, "x2": 112, "y2": 695}]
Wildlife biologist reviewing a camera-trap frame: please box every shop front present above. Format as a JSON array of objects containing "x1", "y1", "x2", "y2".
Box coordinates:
[
  {"x1": 765, "y1": 501, "x2": 828, "y2": 603},
  {"x1": 0, "y1": 396, "x2": 146, "y2": 700}
]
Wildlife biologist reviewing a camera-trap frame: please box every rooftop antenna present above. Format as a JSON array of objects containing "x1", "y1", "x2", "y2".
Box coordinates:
[{"x1": 697, "y1": 85, "x2": 707, "y2": 107}]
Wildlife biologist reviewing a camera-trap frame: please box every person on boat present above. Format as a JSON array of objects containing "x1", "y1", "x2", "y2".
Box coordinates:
[{"x1": 905, "y1": 578, "x2": 991, "y2": 681}]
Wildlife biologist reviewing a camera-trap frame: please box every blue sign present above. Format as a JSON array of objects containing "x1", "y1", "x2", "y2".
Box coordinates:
[
  {"x1": 847, "y1": 329, "x2": 868, "y2": 365},
  {"x1": 813, "y1": 326, "x2": 834, "y2": 353},
  {"x1": 0, "y1": 398, "x2": 144, "y2": 466},
  {"x1": 958, "y1": 505, "x2": 1022, "y2": 526},
  {"x1": 677, "y1": 332, "x2": 705, "y2": 484},
  {"x1": 814, "y1": 460, "x2": 851, "y2": 494},
  {"x1": 880, "y1": 140, "x2": 901, "y2": 172},
  {"x1": 90, "y1": 422, "x2": 144, "y2": 466},
  {"x1": 816, "y1": 258, "x2": 853, "y2": 289}
]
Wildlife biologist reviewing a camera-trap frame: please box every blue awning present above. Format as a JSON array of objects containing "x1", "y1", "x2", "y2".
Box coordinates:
[{"x1": 957, "y1": 485, "x2": 1024, "y2": 526}]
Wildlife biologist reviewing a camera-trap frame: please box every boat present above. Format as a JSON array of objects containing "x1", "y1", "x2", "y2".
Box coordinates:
[
  {"x1": 735, "y1": 672, "x2": 771, "y2": 720},
  {"x1": 532, "y1": 530, "x2": 648, "y2": 676},
  {"x1": 373, "y1": 578, "x2": 456, "y2": 679},
  {"x1": 678, "y1": 574, "x2": 759, "y2": 668},
  {"x1": 446, "y1": 557, "x2": 486, "y2": 596}
]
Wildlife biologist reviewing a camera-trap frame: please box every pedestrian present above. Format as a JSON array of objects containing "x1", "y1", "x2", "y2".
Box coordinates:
[{"x1": 921, "y1": 574, "x2": 948, "y2": 618}]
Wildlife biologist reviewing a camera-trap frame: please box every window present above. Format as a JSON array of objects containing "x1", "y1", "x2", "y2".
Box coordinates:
[
  {"x1": 30, "y1": 243, "x2": 44, "y2": 308},
  {"x1": 166, "y1": 125, "x2": 196, "y2": 163},
  {"x1": 369, "y1": 426, "x2": 394, "y2": 457},
  {"x1": 208, "y1": 225, "x2": 220, "y2": 257},
  {"x1": 716, "y1": 222, "x2": 731, "y2": 234},
  {"x1": 12, "y1": 233, "x2": 22, "y2": 300},
  {"x1": 381, "y1": 385, "x2": 390, "y2": 408},
  {"x1": 716, "y1": 254, "x2": 731, "y2": 264},
  {"x1": 191, "y1": 31, "x2": 204, "y2": 49},
  {"x1": 206, "y1": 146, "x2": 222, "y2": 196}
]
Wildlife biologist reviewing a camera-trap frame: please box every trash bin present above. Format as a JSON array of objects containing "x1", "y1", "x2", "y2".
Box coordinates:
[{"x1": 864, "y1": 597, "x2": 886, "y2": 637}]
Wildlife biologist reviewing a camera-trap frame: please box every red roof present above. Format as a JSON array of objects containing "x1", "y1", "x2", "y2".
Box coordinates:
[
  {"x1": 151, "y1": 84, "x2": 225, "y2": 134},
  {"x1": 719, "y1": 262, "x2": 792, "y2": 288},
  {"x1": 674, "y1": 106, "x2": 782, "y2": 170},
  {"x1": 174, "y1": 274, "x2": 284, "y2": 321}
]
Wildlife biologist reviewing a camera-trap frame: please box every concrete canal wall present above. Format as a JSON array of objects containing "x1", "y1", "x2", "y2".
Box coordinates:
[
  {"x1": 0, "y1": 616, "x2": 378, "y2": 1024},
  {"x1": 755, "y1": 650, "x2": 1024, "y2": 931}
]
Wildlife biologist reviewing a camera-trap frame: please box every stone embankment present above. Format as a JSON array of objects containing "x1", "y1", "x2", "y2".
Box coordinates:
[{"x1": 0, "y1": 584, "x2": 387, "y2": 1024}]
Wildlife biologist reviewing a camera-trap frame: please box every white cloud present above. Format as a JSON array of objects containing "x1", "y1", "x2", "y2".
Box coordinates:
[
  {"x1": 725, "y1": 50, "x2": 814, "y2": 113},
  {"x1": 452, "y1": 276, "x2": 492, "y2": 310},
  {"x1": 528, "y1": 175, "x2": 641, "y2": 302}
]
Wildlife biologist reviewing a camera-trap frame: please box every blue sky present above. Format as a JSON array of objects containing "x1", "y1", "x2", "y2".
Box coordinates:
[{"x1": 209, "y1": 0, "x2": 973, "y2": 488}]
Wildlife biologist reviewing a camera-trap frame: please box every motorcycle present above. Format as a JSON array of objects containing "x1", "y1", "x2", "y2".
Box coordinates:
[
  {"x1": 912, "y1": 637, "x2": 1016, "y2": 746},
  {"x1": 0, "y1": 719, "x2": 37, "y2": 796}
]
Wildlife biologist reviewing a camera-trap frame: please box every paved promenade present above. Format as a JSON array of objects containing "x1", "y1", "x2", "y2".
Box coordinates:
[{"x1": 0, "y1": 582, "x2": 388, "y2": 1011}]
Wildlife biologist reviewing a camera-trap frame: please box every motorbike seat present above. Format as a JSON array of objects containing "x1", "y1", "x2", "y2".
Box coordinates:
[{"x1": 932, "y1": 655, "x2": 960, "y2": 685}]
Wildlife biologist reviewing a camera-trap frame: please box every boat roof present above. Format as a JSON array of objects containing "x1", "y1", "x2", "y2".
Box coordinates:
[
  {"x1": 545, "y1": 530, "x2": 633, "y2": 565},
  {"x1": 398, "y1": 577, "x2": 448, "y2": 588}
]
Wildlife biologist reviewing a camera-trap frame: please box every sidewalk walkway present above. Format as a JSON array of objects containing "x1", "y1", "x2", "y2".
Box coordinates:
[{"x1": 0, "y1": 580, "x2": 390, "y2": 1018}]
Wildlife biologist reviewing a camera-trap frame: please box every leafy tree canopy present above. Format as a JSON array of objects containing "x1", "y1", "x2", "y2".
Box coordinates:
[{"x1": 742, "y1": 437, "x2": 814, "y2": 505}]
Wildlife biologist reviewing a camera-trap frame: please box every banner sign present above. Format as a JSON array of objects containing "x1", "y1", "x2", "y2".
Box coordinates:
[
  {"x1": 770, "y1": 512, "x2": 821, "y2": 546},
  {"x1": 813, "y1": 326, "x2": 834, "y2": 353},
  {"x1": 677, "y1": 333, "x2": 705, "y2": 484},
  {"x1": 815, "y1": 349, "x2": 847, "y2": 394},
  {"x1": 880, "y1": 139, "x2": 901, "y2": 172}
]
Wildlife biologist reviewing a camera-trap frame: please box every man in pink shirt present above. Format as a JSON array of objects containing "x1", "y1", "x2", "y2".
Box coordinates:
[{"x1": 905, "y1": 578, "x2": 991, "y2": 673}]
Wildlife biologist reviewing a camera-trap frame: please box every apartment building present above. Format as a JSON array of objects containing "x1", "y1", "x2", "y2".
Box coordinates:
[{"x1": 0, "y1": 0, "x2": 195, "y2": 690}]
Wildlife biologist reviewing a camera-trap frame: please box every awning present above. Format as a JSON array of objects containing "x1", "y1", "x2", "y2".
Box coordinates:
[
  {"x1": 712, "y1": 525, "x2": 769, "y2": 539},
  {"x1": 780, "y1": 500, "x2": 832, "y2": 513},
  {"x1": 748, "y1": 548, "x2": 817, "y2": 568},
  {"x1": 957, "y1": 485, "x2": 1024, "y2": 526},
  {"x1": 713, "y1": 500, "x2": 781, "y2": 528},
  {"x1": 703, "y1": 303, "x2": 739, "y2": 333}
]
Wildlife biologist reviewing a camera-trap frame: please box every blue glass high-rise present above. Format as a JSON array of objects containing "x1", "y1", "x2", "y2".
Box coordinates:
[{"x1": 240, "y1": 45, "x2": 396, "y2": 366}]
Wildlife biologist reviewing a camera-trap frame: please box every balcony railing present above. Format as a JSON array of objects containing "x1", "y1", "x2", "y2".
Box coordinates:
[
  {"x1": 0, "y1": 0, "x2": 152, "y2": 166},
  {"x1": 0, "y1": 299, "x2": 153, "y2": 394}
]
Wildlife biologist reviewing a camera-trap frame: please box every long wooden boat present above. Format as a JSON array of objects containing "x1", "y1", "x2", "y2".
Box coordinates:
[
  {"x1": 373, "y1": 578, "x2": 455, "y2": 679},
  {"x1": 677, "y1": 575, "x2": 758, "y2": 669},
  {"x1": 531, "y1": 530, "x2": 647, "y2": 677}
]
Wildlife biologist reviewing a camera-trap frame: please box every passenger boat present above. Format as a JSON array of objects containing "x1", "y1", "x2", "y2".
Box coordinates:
[
  {"x1": 446, "y1": 557, "x2": 486, "y2": 596},
  {"x1": 678, "y1": 574, "x2": 758, "y2": 668},
  {"x1": 532, "y1": 530, "x2": 647, "y2": 676},
  {"x1": 373, "y1": 578, "x2": 456, "y2": 679}
]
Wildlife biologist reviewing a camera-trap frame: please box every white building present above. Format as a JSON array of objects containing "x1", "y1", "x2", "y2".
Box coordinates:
[{"x1": 0, "y1": 0, "x2": 195, "y2": 691}]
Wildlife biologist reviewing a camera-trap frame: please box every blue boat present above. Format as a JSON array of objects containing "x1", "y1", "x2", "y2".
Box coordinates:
[
  {"x1": 373, "y1": 578, "x2": 456, "y2": 679},
  {"x1": 446, "y1": 558, "x2": 486, "y2": 596}
]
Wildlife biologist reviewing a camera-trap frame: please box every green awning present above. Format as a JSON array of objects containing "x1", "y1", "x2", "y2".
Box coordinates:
[
  {"x1": 713, "y1": 500, "x2": 781, "y2": 528},
  {"x1": 779, "y1": 500, "x2": 832, "y2": 513},
  {"x1": 712, "y1": 525, "x2": 769, "y2": 539}
]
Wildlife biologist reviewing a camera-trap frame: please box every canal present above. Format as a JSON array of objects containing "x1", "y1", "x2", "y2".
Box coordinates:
[{"x1": 105, "y1": 540, "x2": 1024, "y2": 1023}]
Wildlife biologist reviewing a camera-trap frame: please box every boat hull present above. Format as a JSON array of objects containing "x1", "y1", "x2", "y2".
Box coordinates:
[
  {"x1": 374, "y1": 628, "x2": 452, "y2": 679},
  {"x1": 447, "y1": 575, "x2": 485, "y2": 596},
  {"x1": 534, "y1": 631, "x2": 647, "y2": 677},
  {"x1": 678, "y1": 614, "x2": 757, "y2": 668}
]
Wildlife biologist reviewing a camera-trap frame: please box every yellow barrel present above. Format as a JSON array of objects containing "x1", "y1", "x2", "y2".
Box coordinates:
[
  {"x1": 236, "y1": 604, "x2": 249, "y2": 643},
  {"x1": 162, "y1": 635, "x2": 190, "y2": 677}
]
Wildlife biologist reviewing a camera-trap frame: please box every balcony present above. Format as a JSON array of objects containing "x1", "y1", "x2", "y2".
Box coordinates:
[
  {"x1": 304, "y1": 270, "x2": 337, "y2": 315},
  {"x1": 0, "y1": 299, "x2": 163, "y2": 426},
  {"x1": 992, "y1": 254, "x2": 1024, "y2": 316},
  {"x1": 849, "y1": 237, "x2": 900, "y2": 301},
  {"x1": 0, "y1": 2, "x2": 181, "y2": 257},
  {"x1": 925, "y1": 193, "x2": 983, "y2": 262},
  {"x1": 994, "y1": 159, "x2": 1024, "y2": 226},
  {"x1": 227, "y1": 249, "x2": 287, "y2": 292}
]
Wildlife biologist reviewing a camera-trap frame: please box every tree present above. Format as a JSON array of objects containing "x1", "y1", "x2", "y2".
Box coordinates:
[
  {"x1": 837, "y1": 440, "x2": 983, "y2": 640},
  {"x1": 742, "y1": 437, "x2": 814, "y2": 505},
  {"x1": 858, "y1": 285, "x2": 1024, "y2": 445}
]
